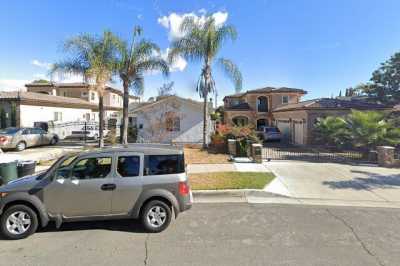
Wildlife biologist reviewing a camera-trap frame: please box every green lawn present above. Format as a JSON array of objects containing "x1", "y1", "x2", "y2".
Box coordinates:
[{"x1": 189, "y1": 172, "x2": 275, "y2": 190}]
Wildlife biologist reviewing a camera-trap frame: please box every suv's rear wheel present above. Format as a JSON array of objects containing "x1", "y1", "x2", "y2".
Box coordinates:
[
  {"x1": 141, "y1": 200, "x2": 172, "y2": 233},
  {"x1": 0, "y1": 205, "x2": 38, "y2": 240}
]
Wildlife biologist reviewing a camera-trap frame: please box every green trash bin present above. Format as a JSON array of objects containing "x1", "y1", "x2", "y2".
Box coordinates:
[{"x1": 0, "y1": 161, "x2": 18, "y2": 185}]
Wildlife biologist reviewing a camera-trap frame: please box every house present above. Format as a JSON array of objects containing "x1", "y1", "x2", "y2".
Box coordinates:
[
  {"x1": 272, "y1": 98, "x2": 390, "y2": 145},
  {"x1": 0, "y1": 82, "x2": 140, "y2": 138},
  {"x1": 129, "y1": 95, "x2": 213, "y2": 144},
  {"x1": 223, "y1": 86, "x2": 307, "y2": 130}
]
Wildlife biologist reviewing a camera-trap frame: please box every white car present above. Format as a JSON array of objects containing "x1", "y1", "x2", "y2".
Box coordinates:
[
  {"x1": 262, "y1": 127, "x2": 282, "y2": 142},
  {"x1": 69, "y1": 126, "x2": 108, "y2": 140}
]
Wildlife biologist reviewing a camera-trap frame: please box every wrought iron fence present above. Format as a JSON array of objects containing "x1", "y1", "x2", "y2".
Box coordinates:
[{"x1": 262, "y1": 143, "x2": 375, "y2": 163}]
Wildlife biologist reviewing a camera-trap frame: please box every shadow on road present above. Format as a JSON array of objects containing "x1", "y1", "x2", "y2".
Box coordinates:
[
  {"x1": 322, "y1": 170, "x2": 400, "y2": 190},
  {"x1": 38, "y1": 219, "x2": 147, "y2": 234}
]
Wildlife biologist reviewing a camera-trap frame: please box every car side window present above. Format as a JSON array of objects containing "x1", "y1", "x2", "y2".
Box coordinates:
[
  {"x1": 117, "y1": 156, "x2": 140, "y2": 177},
  {"x1": 145, "y1": 155, "x2": 185, "y2": 175},
  {"x1": 22, "y1": 129, "x2": 30, "y2": 135},
  {"x1": 71, "y1": 157, "x2": 112, "y2": 180}
]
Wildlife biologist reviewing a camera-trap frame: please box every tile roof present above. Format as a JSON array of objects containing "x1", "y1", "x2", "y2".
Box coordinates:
[
  {"x1": 0, "y1": 91, "x2": 121, "y2": 110},
  {"x1": 129, "y1": 95, "x2": 204, "y2": 113},
  {"x1": 224, "y1": 86, "x2": 307, "y2": 99},
  {"x1": 273, "y1": 98, "x2": 389, "y2": 112}
]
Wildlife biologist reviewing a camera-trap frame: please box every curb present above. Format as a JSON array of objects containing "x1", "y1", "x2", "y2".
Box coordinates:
[{"x1": 192, "y1": 189, "x2": 287, "y2": 203}]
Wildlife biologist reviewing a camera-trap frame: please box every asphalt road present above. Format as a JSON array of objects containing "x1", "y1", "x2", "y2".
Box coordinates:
[{"x1": 1, "y1": 203, "x2": 400, "y2": 266}]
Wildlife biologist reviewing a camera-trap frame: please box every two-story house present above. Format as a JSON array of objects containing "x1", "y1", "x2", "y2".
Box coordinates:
[
  {"x1": 223, "y1": 87, "x2": 307, "y2": 130},
  {"x1": 0, "y1": 82, "x2": 140, "y2": 138}
]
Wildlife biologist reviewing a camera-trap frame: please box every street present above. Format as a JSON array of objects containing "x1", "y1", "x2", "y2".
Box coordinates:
[{"x1": 1, "y1": 203, "x2": 399, "y2": 266}]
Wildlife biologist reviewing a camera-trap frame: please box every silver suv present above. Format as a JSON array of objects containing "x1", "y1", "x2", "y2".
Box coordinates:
[{"x1": 0, "y1": 145, "x2": 192, "y2": 240}]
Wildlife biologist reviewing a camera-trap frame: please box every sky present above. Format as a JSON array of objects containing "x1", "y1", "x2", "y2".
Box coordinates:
[{"x1": 1, "y1": 0, "x2": 400, "y2": 104}]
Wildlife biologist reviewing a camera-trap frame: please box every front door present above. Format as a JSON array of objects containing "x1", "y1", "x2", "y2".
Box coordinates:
[
  {"x1": 45, "y1": 155, "x2": 114, "y2": 217},
  {"x1": 110, "y1": 152, "x2": 143, "y2": 215},
  {"x1": 22, "y1": 128, "x2": 40, "y2": 147}
]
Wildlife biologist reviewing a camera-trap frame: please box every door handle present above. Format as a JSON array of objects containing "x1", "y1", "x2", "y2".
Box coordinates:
[{"x1": 101, "y1": 183, "x2": 116, "y2": 191}]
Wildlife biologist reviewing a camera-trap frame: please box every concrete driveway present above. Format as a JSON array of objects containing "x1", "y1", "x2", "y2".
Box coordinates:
[{"x1": 264, "y1": 161, "x2": 400, "y2": 207}]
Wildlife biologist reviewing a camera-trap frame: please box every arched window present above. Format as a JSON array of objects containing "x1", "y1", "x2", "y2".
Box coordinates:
[
  {"x1": 257, "y1": 96, "x2": 268, "y2": 112},
  {"x1": 232, "y1": 116, "x2": 248, "y2": 127},
  {"x1": 257, "y1": 119, "x2": 268, "y2": 131}
]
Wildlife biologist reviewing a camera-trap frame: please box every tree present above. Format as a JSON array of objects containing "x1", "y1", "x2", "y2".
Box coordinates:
[
  {"x1": 32, "y1": 79, "x2": 50, "y2": 84},
  {"x1": 314, "y1": 116, "x2": 351, "y2": 147},
  {"x1": 158, "y1": 81, "x2": 175, "y2": 97},
  {"x1": 168, "y1": 15, "x2": 242, "y2": 148},
  {"x1": 52, "y1": 31, "x2": 120, "y2": 147},
  {"x1": 347, "y1": 110, "x2": 400, "y2": 149},
  {"x1": 363, "y1": 52, "x2": 400, "y2": 103},
  {"x1": 116, "y1": 26, "x2": 169, "y2": 145}
]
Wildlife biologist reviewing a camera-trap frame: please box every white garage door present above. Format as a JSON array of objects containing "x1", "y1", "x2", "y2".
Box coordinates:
[
  {"x1": 276, "y1": 121, "x2": 290, "y2": 140},
  {"x1": 294, "y1": 122, "x2": 304, "y2": 145}
]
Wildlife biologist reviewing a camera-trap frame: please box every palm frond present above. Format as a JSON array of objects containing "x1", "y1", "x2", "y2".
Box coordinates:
[{"x1": 217, "y1": 58, "x2": 242, "y2": 92}]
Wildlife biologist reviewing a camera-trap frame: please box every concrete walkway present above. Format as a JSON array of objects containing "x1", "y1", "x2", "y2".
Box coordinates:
[{"x1": 263, "y1": 161, "x2": 400, "y2": 207}]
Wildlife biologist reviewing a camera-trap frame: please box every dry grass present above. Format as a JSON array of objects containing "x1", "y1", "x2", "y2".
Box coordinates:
[
  {"x1": 189, "y1": 172, "x2": 275, "y2": 190},
  {"x1": 184, "y1": 147, "x2": 231, "y2": 164}
]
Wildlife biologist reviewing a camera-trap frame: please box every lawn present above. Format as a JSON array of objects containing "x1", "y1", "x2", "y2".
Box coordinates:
[
  {"x1": 184, "y1": 147, "x2": 231, "y2": 164},
  {"x1": 189, "y1": 172, "x2": 275, "y2": 190}
]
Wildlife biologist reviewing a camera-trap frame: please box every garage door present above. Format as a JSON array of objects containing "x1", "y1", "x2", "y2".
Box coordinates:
[
  {"x1": 294, "y1": 121, "x2": 304, "y2": 145},
  {"x1": 276, "y1": 121, "x2": 290, "y2": 140}
]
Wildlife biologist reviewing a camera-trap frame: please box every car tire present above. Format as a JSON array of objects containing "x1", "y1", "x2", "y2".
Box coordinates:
[
  {"x1": 141, "y1": 200, "x2": 172, "y2": 233},
  {"x1": 0, "y1": 205, "x2": 39, "y2": 240},
  {"x1": 16, "y1": 141, "x2": 26, "y2": 151}
]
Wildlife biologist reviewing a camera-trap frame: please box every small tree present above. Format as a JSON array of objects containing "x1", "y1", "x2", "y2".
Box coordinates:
[
  {"x1": 158, "y1": 81, "x2": 175, "y2": 97},
  {"x1": 314, "y1": 116, "x2": 351, "y2": 147},
  {"x1": 347, "y1": 110, "x2": 400, "y2": 149}
]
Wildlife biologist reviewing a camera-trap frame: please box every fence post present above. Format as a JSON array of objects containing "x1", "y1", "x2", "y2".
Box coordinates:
[
  {"x1": 227, "y1": 139, "x2": 237, "y2": 157},
  {"x1": 252, "y1": 143, "x2": 263, "y2": 163},
  {"x1": 377, "y1": 146, "x2": 396, "y2": 167}
]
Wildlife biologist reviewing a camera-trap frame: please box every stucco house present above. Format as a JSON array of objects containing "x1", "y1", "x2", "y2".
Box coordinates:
[
  {"x1": 223, "y1": 86, "x2": 307, "y2": 130},
  {"x1": 0, "y1": 82, "x2": 140, "y2": 138},
  {"x1": 129, "y1": 95, "x2": 213, "y2": 144},
  {"x1": 272, "y1": 98, "x2": 390, "y2": 145}
]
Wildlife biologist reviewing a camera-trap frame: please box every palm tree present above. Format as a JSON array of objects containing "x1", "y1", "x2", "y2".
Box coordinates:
[
  {"x1": 168, "y1": 16, "x2": 242, "y2": 148},
  {"x1": 314, "y1": 116, "x2": 351, "y2": 147},
  {"x1": 116, "y1": 26, "x2": 169, "y2": 145},
  {"x1": 52, "y1": 31, "x2": 120, "y2": 147}
]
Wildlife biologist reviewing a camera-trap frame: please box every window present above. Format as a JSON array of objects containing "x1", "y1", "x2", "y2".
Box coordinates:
[
  {"x1": 232, "y1": 116, "x2": 249, "y2": 127},
  {"x1": 166, "y1": 116, "x2": 180, "y2": 131},
  {"x1": 257, "y1": 119, "x2": 268, "y2": 131},
  {"x1": 71, "y1": 157, "x2": 112, "y2": 180},
  {"x1": 129, "y1": 117, "x2": 137, "y2": 126},
  {"x1": 139, "y1": 124, "x2": 143, "y2": 129},
  {"x1": 117, "y1": 156, "x2": 140, "y2": 177},
  {"x1": 145, "y1": 155, "x2": 185, "y2": 175},
  {"x1": 54, "y1": 112, "x2": 62, "y2": 121},
  {"x1": 282, "y1": 95, "x2": 289, "y2": 104},
  {"x1": 257, "y1": 96, "x2": 268, "y2": 112},
  {"x1": 32, "y1": 128, "x2": 45, "y2": 134},
  {"x1": 91, "y1": 92, "x2": 95, "y2": 101}
]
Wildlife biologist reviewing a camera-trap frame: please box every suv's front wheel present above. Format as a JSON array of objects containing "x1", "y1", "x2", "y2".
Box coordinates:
[
  {"x1": 0, "y1": 205, "x2": 38, "y2": 240},
  {"x1": 141, "y1": 200, "x2": 172, "y2": 233}
]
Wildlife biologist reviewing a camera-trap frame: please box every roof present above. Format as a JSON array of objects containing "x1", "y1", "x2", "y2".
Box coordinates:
[
  {"x1": 0, "y1": 91, "x2": 121, "y2": 110},
  {"x1": 273, "y1": 98, "x2": 390, "y2": 112},
  {"x1": 224, "y1": 86, "x2": 307, "y2": 100},
  {"x1": 25, "y1": 82, "x2": 140, "y2": 99},
  {"x1": 129, "y1": 95, "x2": 204, "y2": 113},
  {"x1": 73, "y1": 144, "x2": 183, "y2": 156}
]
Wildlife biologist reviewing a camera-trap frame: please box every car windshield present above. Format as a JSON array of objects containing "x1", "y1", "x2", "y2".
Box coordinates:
[
  {"x1": 37, "y1": 153, "x2": 78, "y2": 180},
  {"x1": 0, "y1": 127, "x2": 20, "y2": 134}
]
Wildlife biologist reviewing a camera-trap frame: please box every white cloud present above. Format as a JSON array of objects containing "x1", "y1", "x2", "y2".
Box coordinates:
[
  {"x1": 161, "y1": 48, "x2": 187, "y2": 72},
  {"x1": 31, "y1": 59, "x2": 52, "y2": 70},
  {"x1": 157, "y1": 10, "x2": 229, "y2": 40},
  {"x1": 0, "y1": 79, "x2": 28, "y2": 91}
]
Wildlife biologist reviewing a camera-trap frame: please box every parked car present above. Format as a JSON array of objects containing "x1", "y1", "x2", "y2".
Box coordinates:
[
  {"x1": 262, "y1": 127, "x2": 282, "y2": 142},
  {"x1": 0, "y1": 145, "x2": 192, "y2": 239},
  {"x1": 0, "y1": 127, "x2": 59, "y2": 151},
  {"x1": 68, "y1": 126, "x2": 108, "y2": 140}
]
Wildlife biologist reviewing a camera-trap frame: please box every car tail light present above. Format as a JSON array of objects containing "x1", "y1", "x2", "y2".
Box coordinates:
[
  {"x1": 179, "y1": 182, "x2": 190, "y2": 196},
  {"x1": 0, "y1": 136, "x2": 9, "y2": 144}
]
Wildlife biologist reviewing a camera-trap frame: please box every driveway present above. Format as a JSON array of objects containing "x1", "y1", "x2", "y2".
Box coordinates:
[{"x1": 264, "y1": 161, "x2": 400, "y2": 207}]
